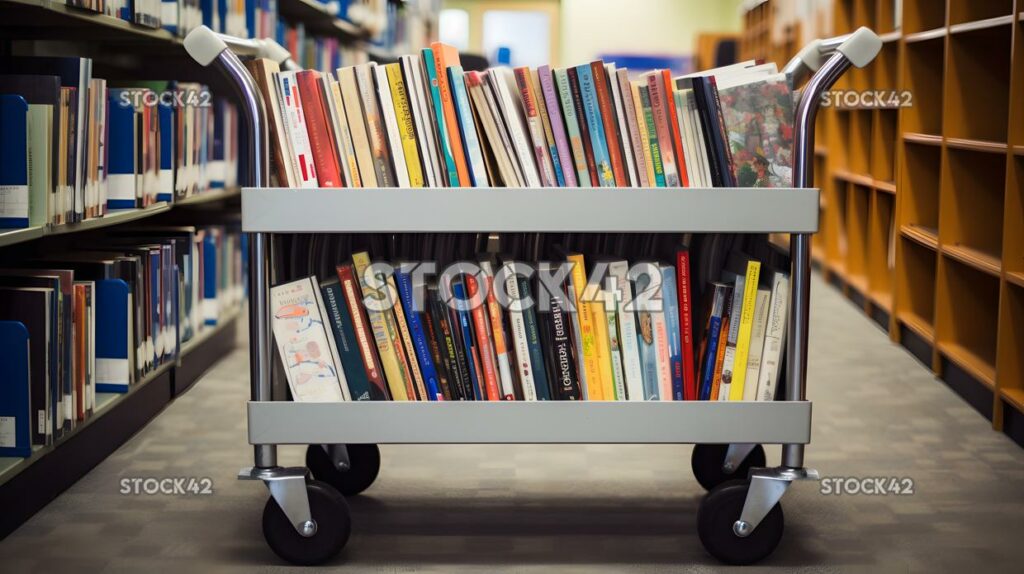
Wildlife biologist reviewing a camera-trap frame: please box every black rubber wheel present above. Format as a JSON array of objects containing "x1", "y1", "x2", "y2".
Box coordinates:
[
  {"x1": 697, "y1": 479, "x2": 784, "y2": 565},
  {"x1": 691, "y1": 444, "x2": 766, "y2": 491},
  {"x1": 262, "y1": 479, "x2": 351, "y2": 566},
  {"x1": 306, "y1": 444, "x2": 381, "y2": 496}
]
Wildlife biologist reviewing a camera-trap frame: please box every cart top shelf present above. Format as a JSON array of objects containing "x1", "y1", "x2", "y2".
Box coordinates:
[{"x1": 241, "y1": 187, "x2": 820, "y2": 234}]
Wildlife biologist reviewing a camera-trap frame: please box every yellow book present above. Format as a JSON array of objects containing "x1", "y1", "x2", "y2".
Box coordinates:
[
  {"x1": 591, "y1": 296, "x2": 618, "y2": 401},
  {"x1": 385, "y1": 63, "x2": 425, "y2": 187},
  {"x1": 387, "y1": 274, "x2": 427, "y2": 400},
  {"x1": 568, "y1": 254, "x2": 604, "y2": 400},
  {"x1": 630, "y1": 80, "x2": 657, "y2": 187},
  {"x1": 729, "y1": 260, "x2": 762, "y2": 401},
  {"x1": 352, "y1": 252, "x2": 409, "y2": 400}
]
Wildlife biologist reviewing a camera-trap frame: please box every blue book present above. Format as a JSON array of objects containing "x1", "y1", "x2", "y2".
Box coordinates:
[
  {"x1": 633, "y1": 273, "x2": 660, "y2": 400},
  {"x1": 422, "y1": 47, "x2": 460, "y2": 187},
  {"x1": 451, "y1": 281, "x2": 482, "y2": 400},
  {"x1": 106, "y1": 90, "x2": 137, "y2": 210},
  {"x1": 0, "y1": 95, "x2": 29, "y2": 228},
  {"x1": 447, "y1": 66, "x2": 487, "y2": 187},
  {"x1": 574, "y1": 64, "x2": 614, "y2": 187},
  {"x1": 96, "y1": 279, "x2": 132, "y2": 393},
  {"x1": 0, "y1": 321, "x2": 32, "y2": 457},
  {"x1": 203, "y1": 232, "x2": 218, "y2": 325},
  {"x1": 157, "y1": 98, "x2": 175, "y2": 202},
  {"x1": 394, "y1": 268, "x2": 442, "y2": 401},
  {"x1": 517, "y1": 276, "x2": 551, "y2": 400},
  {"x1": 698, "y1": 283, "x2": 730, "y2": 400},
  {"x1": 161, "y1": 0, "x2": 179, "y2": 35},
  {"x1": 321, "y1": 281, "x2": 374, "y2": 401},
  {"x1": 661, "y1": 266, "x2": 684, "y2": 400}
]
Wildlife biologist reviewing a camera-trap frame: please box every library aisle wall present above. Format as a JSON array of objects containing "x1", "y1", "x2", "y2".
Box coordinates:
[
  {"x1": 0, "y1": 275, "x2": 1022, "y2": 571},
  {"x1": 743, "y1": 0, "x2": 1024, "y2": 447}
]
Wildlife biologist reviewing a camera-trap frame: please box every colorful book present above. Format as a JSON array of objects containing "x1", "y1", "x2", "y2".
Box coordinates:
[
  {"x1": 661, "y1": 265, "x2": 684, "y2": 401},
  {"x1": 321, "y1": 280, "x2": 373, "y2": 400},
  {"x1": 448, "y1": 66, "x2": 489, "y2": 186},
  {"x1": 553, "y1": 68, "x2": 590, "y2": 187},
  {"x1": 537, "y1": 66, "x2": 576, "y2": 187},
  {"x1": 591, "y1": 61, "x2": 628, "y2": 187},
  {"x1": 429, "y1": 42, "x2": 471, "y2": 187},
  {"x1": 575, "y1": 64, "x2": 614, "y2": 187},
  {"x1": 336, "y1": 264, "x2": 390, "y2": 400},
  {"x1": 385, "y1": 63, "x2": 425, "y2": 187},
  {"x1": 394, "y1": 267, "x2": 443, "y2": 400},
  {"x1": 421, "y1": 47, "x2": 459, "y2": 186},
  {"x1": 729, "y1": 260, "x2": 762, "y2": 400},
  {"x1": 350, "y1": 253, "x2": 409, "y2": 401}
]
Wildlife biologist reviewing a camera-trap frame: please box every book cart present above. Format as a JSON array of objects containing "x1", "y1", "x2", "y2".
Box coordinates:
[{"x1": 183, "y1": 25, "x2": 881, "y2": 566}]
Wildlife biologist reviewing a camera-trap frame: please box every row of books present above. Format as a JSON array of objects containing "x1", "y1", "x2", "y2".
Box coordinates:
[
  {"x1": 251, "y1": 42, "x2": 795, "y2": 190},
  {"x1": 0, "y1": 224, "x2": 246, "y2": 458},
  {"x1": 0, "y1": 56, "x2": 240, "y2": 230},
  {"x1": 270, "y1": 245, "x2": 789, "y2": 402},
  {"x1": 278, "y1": 20, "x2": 370, "y2": 75}
]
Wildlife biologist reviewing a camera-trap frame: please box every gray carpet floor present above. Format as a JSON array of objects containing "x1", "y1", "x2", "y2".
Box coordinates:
[{"x1": 1, "y1": 274, "x2": 1023, "y2": 573}]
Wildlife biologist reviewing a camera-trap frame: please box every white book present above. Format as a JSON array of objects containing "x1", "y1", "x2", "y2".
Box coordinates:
[
  {"x1": 481, "y1": 78, "x2": 524, "y2": 187},
  {"x1": 488, "y1": 68, "x2": 542, "y2": 187},
  {"x1": 271, "y1": 277, "x2": 350, "y2": 402},
  {"x1": 606, "y1": 64, "x2": 638, "y2": 187},
  {"x1": 514, "y1": 69, "x2": 556, "y2": 186},
  {"x1": 673, "y1": 90, "x2": 700, "y2": 189},
  {"x1": 321, "y1": 76, "x2": 356, "y2": 188},
  {"x1": 503, "y1": 262, "x2": 537, "y2": 400},
  {"x1": 608, "y1": 261, "x2": 644, "y2": 401},
  {"x1": 372, "y1": 64, "x2": 410, "y2": 188},
  {"x1": 755, "y1": 272, "x2": 790, "y2": 402},
  {"x1": 603, "y1": 290, "x2": 627, "y2": 401},
  {"x1": 275, "y1": 71, "x2": 319, "y2": 188},
  {"x1": 743, "y1": 288, "x2": 772, "y2": 402},
  {"x1": 402, "y1": 55, "x2": 441, "y2": 188},
  {"x1": 718, "y1": 275, "x2": 745, "y2": 401}
]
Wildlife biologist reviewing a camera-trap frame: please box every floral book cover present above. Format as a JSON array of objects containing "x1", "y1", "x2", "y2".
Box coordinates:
[{"x1": 719, "y1": 75, "x2": 795, "y2": 188}]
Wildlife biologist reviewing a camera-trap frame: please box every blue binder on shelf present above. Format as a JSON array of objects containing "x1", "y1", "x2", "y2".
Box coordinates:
[
  {"x1": 95, "y1": 279, "x2": 132, "y2": 393},
  {"x1": 0, "y1": 321, "x2": 32, "y2": 458},
  {"x1": 157, "y1": 98, "x2": 175, "y2": 203},
  {"x1": 106, "y1": 90, "x2": 138, "y2": 210},
  {"x1": 0, "y1": 94, "x2": 30, "y2": 229},
  {"x1": 203, "y1": 232, "x2": 218, "y2": 326}
]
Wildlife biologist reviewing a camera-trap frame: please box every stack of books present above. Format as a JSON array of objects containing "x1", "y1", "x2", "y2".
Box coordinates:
[
  {"x1": 0, "y1": 224, "x2": 246, "y2": 458},
  {"x1": 249, "y1": 42, "x2": 795, "y2": 190},
  {"x1": 0, "y1": 56, "x2": 239, "y2": 230}
]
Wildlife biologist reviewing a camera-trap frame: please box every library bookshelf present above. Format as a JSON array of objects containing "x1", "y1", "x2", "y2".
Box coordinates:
[{"x1": 742, "y1": 0, "x2": 1024, "y2": 446}]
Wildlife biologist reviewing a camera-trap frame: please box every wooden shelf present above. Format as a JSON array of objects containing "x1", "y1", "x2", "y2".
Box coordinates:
[
  {"x1": 937, "y1": 341, "x2": 996, "y2": 388},
  {"x1": 1007, "y1": 271, "x2": 1024, "y2": 289},
  {"x1": 943, "y1": 244, "x2": 1002, "y2": 276},
  {"x1": 903, "y1": 0, "x2": 947, "y2": 34},
  {"x1": 833, "y1": 168, "x2": 875, "y2": 187},
  {"x1": 903, "y1": 133, "x2": 943, "y2": 146},
  {"x1": 949, "y1": 15, "x2": 1015, "y2": 35},
  {"x1": 1002, "y1": 388, "x2": 1024, "y2": 413},
  {"x1": 875, "y1": 180, "x2": 896, "y2": 194},
  {"x1": 904, "y1": 28, "x2": 947, "y2": 43},
  {"x1": 0, "y1": 0, "x2": 180, "y2": 45},
  {"x1": 948, "y1": 0, "x2": 1015, "y2": 27},
  {"x1": 901, "y1": 142, "x2": 941, "y2": 232},
  {"x1": 997, "y1": 283, "x2": 1024, "y2": 411},
  {"x1": 896, "y1": 237, "x2": 938, "y2": 336},
  {"x1": 940, "y1": 148, "x2": 1006, "y2": 269},
  {"x1": 946, "y1": 22, "x2": 1012, "y2": 142},
  {"x1": 945, "y1": 138, "x2": 1009, "y2": 154},
  {"x1": 903, "y1": 37, "x2": 946, "y2": 135},
  {"x1": 901, "y1": 224, "x2": 939, "y2": 249},
  {"x1": 897, "y1": 309, "x2": 935, "y2": 342}
]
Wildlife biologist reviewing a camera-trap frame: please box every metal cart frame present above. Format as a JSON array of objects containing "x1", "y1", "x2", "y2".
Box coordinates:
[{"x1": 183, "y1": 25, "x2": 882, "y2": 565}]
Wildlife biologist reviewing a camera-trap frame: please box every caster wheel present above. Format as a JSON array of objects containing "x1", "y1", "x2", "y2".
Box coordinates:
[
  {"x1": 306, "y1": 444, "x2": 381, "y2": 496},
  {"x1": 697, "y1": 479, "x2": 784, "y2": 565},
  {"x1": 262, "y1": 479, "x2": 351, "y2": 566},
  {"x1": 691, "y1": 444, "x2": 766, "y2": 491}
]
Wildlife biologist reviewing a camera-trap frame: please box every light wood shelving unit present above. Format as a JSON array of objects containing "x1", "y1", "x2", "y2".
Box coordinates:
[{"x1": 741, "y1": 0, "x2": 1024, "y2": 446}]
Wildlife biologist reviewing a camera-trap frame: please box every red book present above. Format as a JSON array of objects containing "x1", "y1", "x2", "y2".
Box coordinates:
[
  {"x1": 466, "y1": 274, "x2": 501, "y2": 401},
  {"x1": 676, "y1": 249, "x2": 697, "y2": 401},
  {"x1": 295, "y1": 71, "x2": 343, "y2": 187},
  {"x1": 591, "y1": 61, "x2": 628, "y2": 187},
  {"x1": 336, "y1": 264, "x2": 390, "y2": 400},
  {"x1": 661, "y1": 69, "x2": 690, "y2": 187},
  {"x1": 567, "y1": 67, "x2": 600, "y2": 186}
]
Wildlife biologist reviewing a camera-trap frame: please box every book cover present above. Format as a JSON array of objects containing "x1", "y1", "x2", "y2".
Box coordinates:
[
  {"x1": 552, "y1": 68, "x2": 589, "y2": 187},
  {"x1": 537, "y1": 66, "x2": 574, "y2": 187},
  {"x1": 269, "y1": 277, "x2": 348, "y2": 402},
  {"x1": 385, "y1": 63, "x2": 426, "y2": 187},
  {"x1": 0, "y1": 95, "x2": 29, "y2": 228},
  {"x1": 537, "y1": 262, "x2": 581, "y2": 399},
  {"x1": 502, "y1": 263, "x2": 537, "y2": 400},
  {"x1": 431, "y1": 291, "x2": 472, "y2": 400},
  {"x1": 245, "y1": 59, "x2": 297, "y2": 188},
  {"x1": 295, "y1": 71, "x2": 343, "y2": 187},
  {"x1": 334, "y1": 265, "x2": 387, "y2": 397},
  {"x1": 394, "y1": 267, "x2": 443, "y2": 400},
  {"x1": 422, "y1": 295, "x2": 454, "y2": 399},
  {"x1": 0, "y1": 289, "x2": 51, "y2": 445},
  {"x1": 429, "y1": 42, "x2": 470, "y2": 187},
  {"x1": 529, "y1": 68, "x2": 565, "y2": 186},
  {"x1": 488, "y1": 68, "x2": 541, "y2": 187},
  {"x1": 610, "y1": 66, "x2": 643, "y2": 187},
  {"x1": 466, "y1": 71, "x2": 520, "y2": 187},
  {"x1": 322, "y1": 77, "x2": 359, "y2": 188},
  {"x1": 0, "y1": 321, "x2": 32, "y2": 456},
  {"x1": 602, "y1": 291, "x2": 627, "y2": 401},
  {"x1": 632, "y1": 271, "x2": 659, "y2": 400},
  {"x1": 717, "y1": 275, "x2": 744, "y2": 401},
  {"x1": 718, "y1": 74, "x2": 795, "y2": 188},
  {"x1": 451, "y1": 279, "x2": 484, "y2": 400},
  {"x1": 608, "y1": 261, "x2": 643, "y2": 401},
  {"x1": 628, "y1": 80, "x2": 657, "y2": 187},
  {"x1": 591, "y1": 61, "x2": 628, "y2": 187},
  {"x1": 400, "y1": 55, "x2": 443, "y2": 187},
  {"x1": 513, "y1": 67, "x2": 557, "y2": 187},
  {"x1": 350, "y1": 253, "x2": 409, "y2": 401}
]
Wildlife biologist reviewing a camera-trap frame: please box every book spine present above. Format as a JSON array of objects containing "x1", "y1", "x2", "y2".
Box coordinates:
[
  {"x1": 609, "y1": 262, "x2": 643, "y2": 401},
  {"x1": 394, "y1": 269, "x2": 443, "y2": 400},
  {"x1": 646, "y1": 73, "x2": 679, "y2": 187},
  {"x1": 553, "y1": 69, "x2": 589, "y2": 187},
  {"x1": 628, "y1": 81, "x2": 656, "y2": 188},
  {"x1": 321, "y1": 282, "x2": 373, "y2": 400},
  {"x1": 708, "y1": 76, "x2": 737, "y2": 187},
  {"x1": 337, "y1": 67, "x2": 377, "y2": 187},
  {"x1": 440, "y1": 297, "x2": 473, "y2": 400},
  {"x1": 637, "y1": 85, "x2": 666, "y2": 187},
  {"x1": 591, "y1": 62, "x2": 627, "y2": 187},
  {"x1": 312, "y1": 282, "x2": 353, "y2": 401},
  {"x1": 562, "y1": 266, "x2": 589, "y2": 399},
  {"x1": 425, "y1": 296, "x2": 455, "y2": 399},
  {"x1": 651, "y1": 296, "x2": 673, "y2": 401},
  {"x1": 590, "y1": 296, "x2": 617, "y2": 400},
  {"x1": 699, "y1": 304, "x2": 723, "y2": 402},
  {"x1": 603, "y1": 294, "x2": 627, "y2": 401},
  {"x1": 613, "y1": 68, "x2": 645, "y2": 187},
  {"x1": 755, "y1": 273, "x2": 789, "y2": 402},
  {"x1": 355, "y1": 64, "x2": 395, "y2": 187},
  {"x1": 295, "y1": 71, "x2": 342, "y2": 187},
  {"x1": 430, "y1": 43, "x2": 470, "y2": 187},
  {"x1": 451, "y1": 280, "x2": 483, "y2": 400},
  {"x1": 546, "y1": 280, "x2": 581, "y2": 399},
  {"x1": 660, "y1": 266, "x2": 684, "y2": 401},
  {"x1": 337, "y1": 265, "x2": 389, "y2": 400},
  {"x1": 385, "y1": 64, "x2": 425, "y2": 187},
  {"x1": 276, "y1": 72, "x2": 319, "y2": 187},
  {"x1": 480, "y1": 264, "x2": 516, "y2": 399},
  {"x1": 567, "y1": 68, "x2": 600, "y2": 187},
  {"x1": 661, "y1": 69, "x2": 689, "y2": 187},
  {"x1": 676, "y1": 250, "x2": 697, "y2": 400},
  {"x1": 503, "y1": 265, "x2": 537, "y2": 400},
  {"x1": 567, "y1": 254, "x2": 603, "y2": 400},
  {"x1": 538, "y1": 66, "x2": 576, "y2": 187},
  {"x1": 718, "y1": 278, "x2": 742, "y2": 401},
  {"x1": 465, "y1": 274, "x2": 501, "y2": 400},
  {"x1": 576, "y1": 64, "x2": 614, "y2": 187},
  {"x1": 448, "y1": 66, "x2": 489, "y2": 186},
  {"x1": 531, "y1": 69, "x2": 566, "y2": 187},
  {"x1": 373, "y1": 65, "x2": 410, "y2": 188},
  {"x1": 743, "y1": 289, "x2": 772, "y2": 402},
  {"x1": 514, "y1": 67, "x2": 557, "y2": 187},
  {"x1": 421, "y1": 48, "x2": 459, "y2": 186},
  {"x1": 517, "y1": 276, "x2": 551, "y2": 400},
  {"x1": 350, "y1": 253, "x2": 409, "y2": 401},
  {"x1": 729, "y1": 261, "x2": 761, "y2": 400},
  {"x1": 387, "y1": 274, "x2": 425, "y2": 400}
]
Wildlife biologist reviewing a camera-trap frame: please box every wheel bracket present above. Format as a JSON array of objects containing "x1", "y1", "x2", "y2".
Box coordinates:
[
  {"x1": 322, "y1": 444, "x2": 351, "y2": 471},
  {"x1": 239, "y1": 466, "x2": 316, "y2": 537},
  {"x1": 734, "y1": 466, "x2": 819, "y2": 537},
  {"x1": 722, "y1": 443, "x2": 757, "y2": 474}
]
